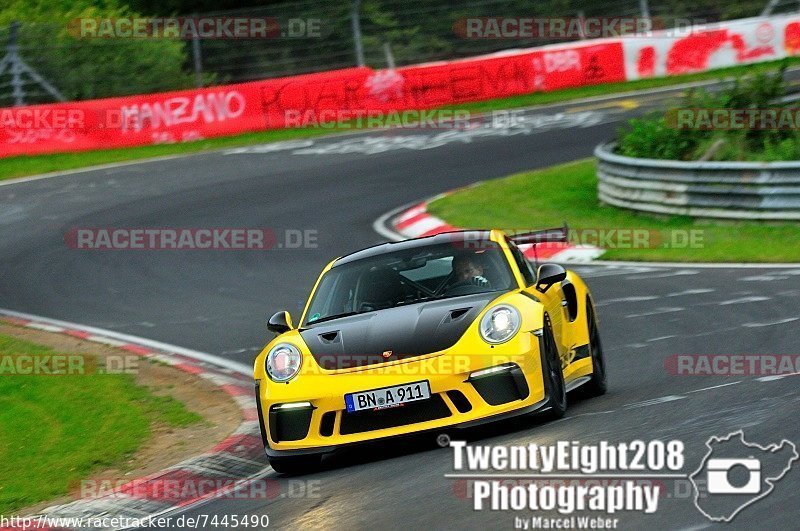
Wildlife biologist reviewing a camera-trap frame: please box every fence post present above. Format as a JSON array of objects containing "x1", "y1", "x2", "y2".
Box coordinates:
[
  {"x1": 761, "y1": 0, "x2": 780, "y2": 16},
  {"x1": 351, "y1": 0, "x2": 365, "y2": 66},
  {"x1": 639, "y1": 0, "x2": 650, "y2": 19},
  {"x1": 8, "y1": 22, "x2": 25, "y2": 106},
  {"x1": 191, "y1": 15, "x2": 203, "y2": 88},
  {"x1": 382, "y1": 42, "x2": 395, "y2": 69}
]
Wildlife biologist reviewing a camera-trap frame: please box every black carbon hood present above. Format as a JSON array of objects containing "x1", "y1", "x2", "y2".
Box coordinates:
[{"x1": 299, "y1": 292, "x2": 501, "y2": 370}]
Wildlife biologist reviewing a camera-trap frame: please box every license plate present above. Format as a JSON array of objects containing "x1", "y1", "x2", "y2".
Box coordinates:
[{"x1": 345, "y1": 381, "x2": 431, "y2": 412}]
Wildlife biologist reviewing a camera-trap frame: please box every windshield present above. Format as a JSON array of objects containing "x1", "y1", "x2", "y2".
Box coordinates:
[{"x1": 303, "y1": 240, "x2": 516, "y2": 326}]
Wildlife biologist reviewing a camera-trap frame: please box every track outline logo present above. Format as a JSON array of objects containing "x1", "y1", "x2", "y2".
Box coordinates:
[{"x1": 689, "y1": 430, "x2": 798, "y2": 522}]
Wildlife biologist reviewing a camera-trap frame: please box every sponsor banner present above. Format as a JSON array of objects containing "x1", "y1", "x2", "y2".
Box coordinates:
[
  {"x1": 394, "y1": 41, "x2": 625, "y2": 105},
  {"x1": 3, "y1": 14, "x2": 800, "y2": 157},
  {"x1": 0, "y1": 42, "x2": 623, "y2": 157},
  {"x1": 0, "y1": 67, "x2": 370, "y2": 157},
  {"x1": 623, "y1": 14, "x2": 800, "y2": 80}
]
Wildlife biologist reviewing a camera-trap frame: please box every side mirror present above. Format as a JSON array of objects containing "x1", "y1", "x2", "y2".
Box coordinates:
[
  {"x1": 536, "y1": 263, "x2": 567, "y2": 293},
  {"x1": 268, "y1": 311, "x2": 293, "y2": 335}
]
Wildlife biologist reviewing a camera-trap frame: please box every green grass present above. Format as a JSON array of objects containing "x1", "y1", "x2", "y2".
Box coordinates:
[
  {"x1": 0, "y1": 126, "x2": 338, "y2": 182},
  {"x1": 3, "y1": 58, "x2": 800, "y2": 182},
  {"x1": 0, "y1": 335, "x2": 202, "y2": 515},
  {"x1": 426, "y1": 159, "x2": 800, "y2": 262}
]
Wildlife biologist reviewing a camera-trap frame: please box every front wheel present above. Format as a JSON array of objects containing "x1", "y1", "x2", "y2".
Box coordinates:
[
  {"x1": 582, "y1": 298, "x2": 607, "y2": 397},
  {"x1": 540, "y1": 314, "x2": 567, "y2": 420},
  {"x1": 269, "y1": 454, "x2": 322, "y2": 475}
]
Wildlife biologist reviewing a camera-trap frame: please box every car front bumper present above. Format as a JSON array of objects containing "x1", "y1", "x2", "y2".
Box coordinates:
[{"x1": 256, "y1": 331, "x2": 553, "y2": 456}]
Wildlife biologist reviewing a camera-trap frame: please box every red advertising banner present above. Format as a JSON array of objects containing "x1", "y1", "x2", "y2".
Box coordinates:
[
  {"x1": 622, "y1": 15, "x2": 800, "y2": 80},
  {"x1": 0, "y1": 68, "x2": 371, "y2": 157},
  {"x1": 7, "y1": 14, "x2": 800, "y2": 158},
  {"x1": 0, "y1": 40, "x2": 625, "y2": 157}
]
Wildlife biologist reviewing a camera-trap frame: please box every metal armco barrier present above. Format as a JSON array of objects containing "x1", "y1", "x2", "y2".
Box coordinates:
[{"x1": 595, "y1": 142, "x2": 800, "y2": 220}]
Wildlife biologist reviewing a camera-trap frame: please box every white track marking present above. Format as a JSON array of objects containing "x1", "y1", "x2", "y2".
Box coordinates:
[
  {"x1": 225, "y1": 139, "x2": 315, "y2": 154},
  {"x1": 623, "y1": 343, "x2": 650, "y2": 349},
  {"x1": 235, "y1": 112, "x2": 609, "y2": 156},
  {"x1": 756, "y1": 372, "x2": 800, "y2": 382},
  {"x1": 646, "y1": 335, "x2": 676, "y2": 342},
  {"x1": 568, "y1": 410, "x2": 617, "y2": 418},
  {"x1": 220, "y1": 346, "x2": 261, "y2": 355},
  {"x1": 85, "y1": 335, "x2": 128, "y2": 347},
  {"x1": 740, "y1": 274, "x2": 790, "y2": 281},
  {"x1": 742, "y1": 317, "x2": 799, "y2": 328},
  {"x1": 678, "y1": 524, "x2": 712, "y2": 531},
  {"x1": 625, "y1": 307, "x2": 684, "y2": 318},
  {"x1": 666, "y1": 288, "x2": 715, "y2": 297},
  {"x1": 717, "y1": 296, "x2": 771, "y2": 305},
  {"x1": 625, "y1": 270, "x2": 699, "y2": 279},
  {"x1": 400, "y1": 216, "x2": 448, "y2": 237},
  {"x1": 686, "y1": 381, "x2": 741, "y2": 394},
  {"x1": 623, "y1": 395, "x2": 687, "y2": 409},
  {"x1": 600, "y1": 295, "x2": 659, "y2": 304},
  {"x1": 373, "y1": 201, "x2": 418, "y2": 242},
  {"x1": 25, "y1": 322, "x2": 65, "y2": 333}
]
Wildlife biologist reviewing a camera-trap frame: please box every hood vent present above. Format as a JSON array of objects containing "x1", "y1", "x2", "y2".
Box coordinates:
[
  {"x1": 447, "y1": 307, "x2": 472, "y2": 322},
  {"x1": 319, "y1": 331, "x2": 340, "y2": 343}
]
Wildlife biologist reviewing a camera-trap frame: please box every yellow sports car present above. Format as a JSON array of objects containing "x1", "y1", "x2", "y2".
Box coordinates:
[{"x1": 254, "y1": 228, "x2": 606, "y2": 473}]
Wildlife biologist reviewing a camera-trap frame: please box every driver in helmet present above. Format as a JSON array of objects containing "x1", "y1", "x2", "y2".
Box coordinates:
[{"x1": 451, "y1": 253, "x2": 491, "y2": 288}]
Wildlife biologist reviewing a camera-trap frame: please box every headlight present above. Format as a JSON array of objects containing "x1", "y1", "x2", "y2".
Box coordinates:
[
  {"x1": 479, "y1": 305, "x2": 521, "y2": 344},
  {"x1": 266, "y1": 343, "x2": 302, "y2": 382}
]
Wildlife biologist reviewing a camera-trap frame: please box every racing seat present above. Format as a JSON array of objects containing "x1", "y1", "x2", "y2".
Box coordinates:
[
  {"x1": 357, "y1": 269, "x2": 407, "y2": 312},
  {"x1": 479, "y1": 256, "x2": 504, "y2": 287}
]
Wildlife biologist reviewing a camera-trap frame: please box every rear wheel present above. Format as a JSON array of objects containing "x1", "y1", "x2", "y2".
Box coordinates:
[
  {"x1": 269, "y1": 455, "x2": 322, "y2": 475},
  {"x1": 540, "y1": 314, "x2": 567, "y2": 420},
  {"x1": 582, "y1": 298, "x2": 607, "y2": 397}
]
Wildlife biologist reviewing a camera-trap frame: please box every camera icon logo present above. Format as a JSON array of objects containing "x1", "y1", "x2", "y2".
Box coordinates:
[{"x1": 706, "y1": 458, "x2": 761, "y2": 494}]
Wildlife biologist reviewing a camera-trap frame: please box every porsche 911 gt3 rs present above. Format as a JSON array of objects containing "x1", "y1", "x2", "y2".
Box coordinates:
[{"x1": 253, "y1": 228, "x2": 606, "y2": 473}]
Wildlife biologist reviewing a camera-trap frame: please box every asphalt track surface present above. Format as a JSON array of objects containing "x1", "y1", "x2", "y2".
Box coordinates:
[{"x1": 1, "y1": 83, "x2": 799, "y2": 530}]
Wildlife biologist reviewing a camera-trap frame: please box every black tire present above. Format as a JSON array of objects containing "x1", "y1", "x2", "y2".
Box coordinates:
[
  {"x1": 540, "y1": 314, "x2": 567, "y2": 420},
  {"x1": 582, "y1": 298, "x2": 607, "y2": 397},
  {"x1": 269, "y1": 455, "x2": 322, "y2": 475}
]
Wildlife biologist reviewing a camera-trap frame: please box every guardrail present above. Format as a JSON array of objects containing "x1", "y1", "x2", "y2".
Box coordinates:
[{"x1": 595, "y1": 142, "x2": 800, "y2": 220}]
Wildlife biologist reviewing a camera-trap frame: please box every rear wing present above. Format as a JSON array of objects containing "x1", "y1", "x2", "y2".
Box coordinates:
[
  {"x1": 507, "y1": 224, "x2": 568, "y2": 270},
  {"x1": 508, "y1": 224, "x2": 568, "y2": 246}
]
